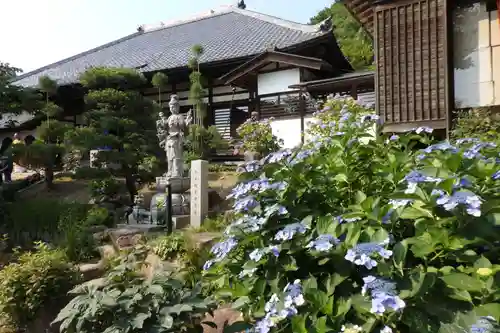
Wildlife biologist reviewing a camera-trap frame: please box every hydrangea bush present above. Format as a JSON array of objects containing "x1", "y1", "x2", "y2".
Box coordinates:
[
  {"x1": 235, "y1": 118, "x2": 283, "y2": 157},
  {"x1": 204, "y1": 96, "x2": 500, "y2": 333}
]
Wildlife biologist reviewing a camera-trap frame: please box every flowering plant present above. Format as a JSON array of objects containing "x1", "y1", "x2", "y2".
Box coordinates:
[
  {"x1": 235, "y1": 118, "x2": 283, "y2": 156},
  {"x1": 204, "y1": 96, "x2": 500, "y2": 333}
]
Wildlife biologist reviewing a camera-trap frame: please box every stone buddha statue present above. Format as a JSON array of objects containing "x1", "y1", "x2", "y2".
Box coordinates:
[{"x1": 156, "y1": 94, "x2": 192, "y2": 178}]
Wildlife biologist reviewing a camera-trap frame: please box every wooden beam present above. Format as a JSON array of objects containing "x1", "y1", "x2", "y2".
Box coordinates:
[{"x1": 219, "y1": 51, "x2": 333, "y2": 87}]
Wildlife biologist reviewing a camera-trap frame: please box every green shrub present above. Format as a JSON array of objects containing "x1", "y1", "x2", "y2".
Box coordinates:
[
  {"x1": 57, "y1": 205, "x2": 100, "y2": 262},
  {"x1": 235, "y1": 118, "x2": 282, "y2": 156},
  {"x1": 204, "y1": 96, "x2": 500, "y2": 333},
  {"x1": 0, "y1": 242, "x2": 81, "y2": 329},
  {"x1": 73, "y1": 166, "x2": 112, "y2": 180},
  {"x1": 151, "y1": 232, "x2": 187, "y2": 260},
  {"x1": 452, "y1": 107, "x2": 500, "y2": 142},
  {"x1": 185, "y1": 124, "x2": 229, "y2": 159},
  {"x1": 2, "y1": 199, "x2": 90, "y2": 248},
  {"x1": 89, "y1": 177, "x2": 121, "y2": 199},
  {"x1": 53, "y1": 246, "x2": 216, "y2": 333},
  {"x1": 194, "y1": 213, "x2": 233, "y2": 233},
  {"x1": 85, "y1": 205, "x2": 114, "y2": 228}
]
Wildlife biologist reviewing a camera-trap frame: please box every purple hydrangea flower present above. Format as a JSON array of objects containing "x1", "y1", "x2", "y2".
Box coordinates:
[
  {"x1": 389, "y1": 134, "x2": 399, "y2": 141},
  {"x1": 307, "y1": 234, "x2": 341, "y2": 252},
  {"x1": 362, "y1": 276, "x2": 405, "y2": 314},
  {"x1": 423, "y1": 142, "x2": 458, "y2": 154},
  {"x1": 228, "y1": 179, "x2": 288, "y2": 200},
  {"x1": 415, "y1": 126, "x2": 433, "y2": 134},
  {"x1": 238, "y1": 267, "x2": 258, "y2": 278},
  {"x1": 455, "y1": 138, "x2": 480, "y2": 145},
  {"x1": 275, "y1": 222, "x2": 309, "y2": 241},
  {"x1": 492, "y1": 171, "x2": 500, "y2": 180},
  {"x1": 254, "y1": 280, "x2": 305, "y2": 333},
  {"x1": 225, "y1": 215, "x2": 267, "y2": 235},
  {"x1": 389, "y1": 199, "x2": 413, "y2": 209},
  {"x1": 337, "y1": 216, "x2": 362, "y2": 224},
  {"x1": 203, "y1": 237, "x2": 238, "y2": 270},
  {"x1": 265, "y1": 149, "x2": 293, "y2": 164},
  {"x1": 284, "y1": 279, "x2": 305, "y2": 308},
  {"x1": 402, "y1": 171, "x2": 442, "y2": 194},
  {"x1": 264, "y1": 204, "x2": 288, "y2": 217},
  {"x1": 249, "y1": 246, "x2": 280, "y2": 261},
  {"x1": 470, "y1": 316, "x2": 498, "y2": 333},
  {"x1": 345, "y1": 239, "x2": 392, "y2": 269},
  {"x1": 381, "y1": 326, "x2": 393, "y2": 333},
  {"x1": 233, "y1": 196, "x2": 259, "y2": 212},
  {"x1": 436, "y1": 191, "x2": 482, "y2": 217}
]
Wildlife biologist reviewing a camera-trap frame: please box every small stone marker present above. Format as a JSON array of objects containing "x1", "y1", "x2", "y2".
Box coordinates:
[{"x1": 190, "y1": 159, "x2": 209, "y2": 228}]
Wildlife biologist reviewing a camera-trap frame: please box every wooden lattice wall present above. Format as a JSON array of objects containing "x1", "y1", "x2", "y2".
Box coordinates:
[{"x1": 375, "y1": 0, "x2": 450, "y2": 131}]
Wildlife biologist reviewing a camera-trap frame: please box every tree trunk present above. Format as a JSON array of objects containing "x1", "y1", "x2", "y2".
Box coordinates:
[{"x1": 122, "y1": 163, "x2": 137, "y2": 203}]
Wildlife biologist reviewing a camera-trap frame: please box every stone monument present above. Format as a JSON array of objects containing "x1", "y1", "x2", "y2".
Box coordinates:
[{"x1": 190, "y1": 159, "x2": 209, "y2": 228}]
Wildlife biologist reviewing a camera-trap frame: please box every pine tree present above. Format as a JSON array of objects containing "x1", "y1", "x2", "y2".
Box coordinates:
[{"x1": 65, "y1": 67, "x2": 157, "y2": 200}]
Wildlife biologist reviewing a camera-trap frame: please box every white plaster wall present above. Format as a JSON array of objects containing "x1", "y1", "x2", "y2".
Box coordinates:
[
  {"x1": 270, "y1": 115, "x2": 315, "y2": 149},
  {"x1": 257, "y1": 68, "x2": 300, "y2": 95},
  {"x1": 454, "y1": 3, "x2": 500, "y2": 108}
]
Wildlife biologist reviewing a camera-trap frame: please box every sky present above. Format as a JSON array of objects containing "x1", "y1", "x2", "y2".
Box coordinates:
[{"x1": 1, "y1": 0, "x2": 331, "y2": 74}]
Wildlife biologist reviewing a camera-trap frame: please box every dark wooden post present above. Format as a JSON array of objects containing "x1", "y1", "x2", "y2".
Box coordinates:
[{"x1": 299, "y1": 90, "x2": 306, "y2": 144}]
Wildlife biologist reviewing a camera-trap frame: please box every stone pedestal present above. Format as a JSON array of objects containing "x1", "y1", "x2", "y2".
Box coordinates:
[{"x1": 190, "y1": 160, "x2": 209, "y2": 228}]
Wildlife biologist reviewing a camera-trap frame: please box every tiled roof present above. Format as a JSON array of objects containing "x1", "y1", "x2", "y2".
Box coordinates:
[{"x1": 13, "y1": 6, "x2": 329, "y2": 88}]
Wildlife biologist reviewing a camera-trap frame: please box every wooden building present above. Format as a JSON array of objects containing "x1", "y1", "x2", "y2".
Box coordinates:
[
  {"x1": 3, "y1": 3, "x2": 357, "y2": 150},
  {"x1": 343, "y1": 0, "x2": 500, "y2": 135}
]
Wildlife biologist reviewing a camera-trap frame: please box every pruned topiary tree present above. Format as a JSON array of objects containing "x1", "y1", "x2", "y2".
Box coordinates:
[
  {"x1": 65, "y1": 67, "x2": 158, "y2": 201},
  {"x1": 12, "y1": 76, "x2": 68, "y2": 188}
]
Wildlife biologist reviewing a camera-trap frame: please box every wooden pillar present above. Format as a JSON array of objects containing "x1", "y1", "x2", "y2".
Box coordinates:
[
  {"x1": 350, "y1": 84, "x2": 358, "y2": 100},
  {"x1": 206, "y1": 77, "x2": 214, "y2": 127},
  {"x1": 299, "y1": 90, "x2": 306, "y2": 144}
]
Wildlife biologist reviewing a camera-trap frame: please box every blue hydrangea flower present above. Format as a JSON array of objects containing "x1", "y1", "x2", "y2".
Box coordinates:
[
  {"x1": 249, "y1": 246, "x2": 280, "y2": 261},
  {"x1": 203, "y1": 237, "x2": 238, "y2": 270},
  {"x1": 289, "y1": 149, "x2": 315, "y2": 165},
  {"x1": 264, "y1": 204, "x2": 288, "y2": 217},
  {"x1": 254, "y1": 280, "x2": 305, "y2": 333},
  {"x1": 381, "y1": 326, "x2": 393, "y2": 333},
  {"x1": 362, "y1": 276, "x2": 405, "y2": 314},
  {"x1": 463, "y1": 142, "x2": 497, "y2": 160},
  {"x1": 233, "y1": 196, "x2": 259, "y2": 212},
  {"x1": 265, "y1": 149, "x2": 293, "y2": 164},
  {"x1": 436, "y1": 191, "x2": 482, "y2": 217},
  {"x1": 275, "y1": 222, "x2": 309, "y2": 241},
  {"x1": 225, "y1": 215, "x2": 267, "y2": 235},
  {"x1": 284, "y1": 279, "x2": 305, "y2": 308},
  {"x1": 307, "y1": 234, "x2": 341, "y2": 252},
  {"x1": 493, "y1": 171, "x2": 500, "y2": 180},
  {"x1": 389, "y1": 199, "x2": 413, "y2": 209},
  {"x1": 228, "y1": 179, "x2": 288, "y2": 200},
  {"x1": 382, "y1": 209, "x2": 394, "y2": 224},
  {"x1": 237, "y1": 161, "x2": 261, "y2": 173},
  {"x1": 402, "y1": 171, "x2": 442, "y2": 194},
  {"x1": 337, "y1": 216, "x2": 362, "y2": 224},
  {"x1": 239, "y1": 267, "x2": 258, "y2": 278},
  {"x1": 345, "y1": 239, "x2": 392, "y2": 269},
  {"x1": 389, "y1": 134, "x2": 399, "y2": 141},
  {"x1": 455, "y1": 138, "x2": 480, "y2": 145},
  {"x1": 423, "y1": 142, "x2": 458, "y2": 154},
  {"x1": 360, "y1": 114, "x2": 379, "y2": 122},
  {"x1": 415, "y1": 126, "x2": 433, "y2": 134},
  {"x1": 470, "y1": 316, "x2": 498, "y2": 333}
]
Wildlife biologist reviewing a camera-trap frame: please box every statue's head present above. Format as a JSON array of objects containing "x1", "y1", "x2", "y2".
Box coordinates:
[
  {"x1": 158, "y1": 111, "x2": 164, "y2": 118},
  {"x1": 169, "y1": 95, "x2": 180, "y2": 114}
]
